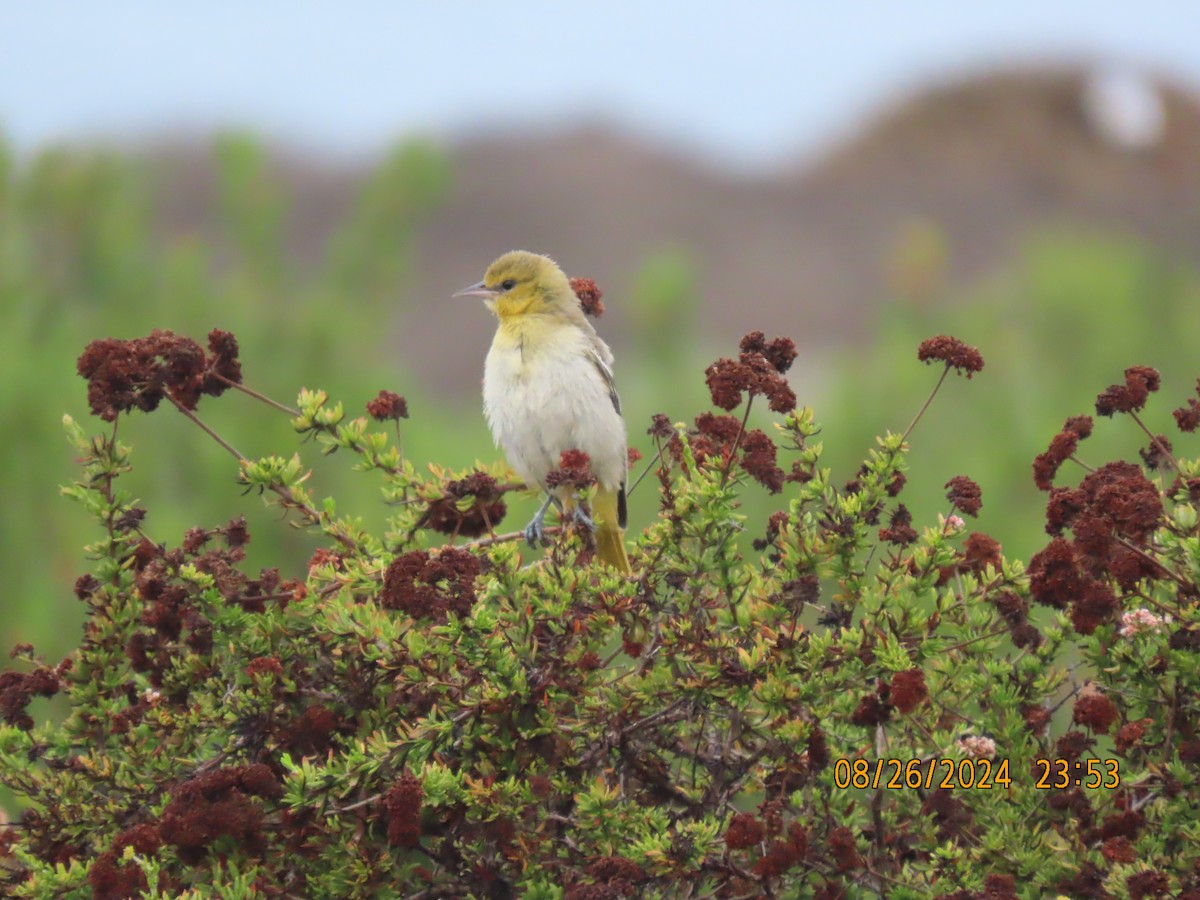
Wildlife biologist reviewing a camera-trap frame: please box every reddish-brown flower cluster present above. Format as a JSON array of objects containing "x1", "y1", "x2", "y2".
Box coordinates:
[
  {"x1": 1027, "y1": 539, "x2": 1122, "y2": 635},
  {"x1": 945, "y1": 476, "x2": 982, "y2": 517},
  {"x1": 366, "y1": 389, "x2": 409, "y2": 421},
  {"x1": 1033, "y1": 415, "x2": 1093, "y2": 491},
  {"x1": 381, "y1": 547, "x2": 482, "y2": 621},
  {"x1": 0, "y1": 662, "x2": 66, "y2": 730},
  {"x1": 1030, "y1": 460, "x2": 1164, "y2": 633},
  {"x1": 419, "y1": 470, "x2": 508, "y2": 537},
  {"x1": 570, "y1": 277, "x2": 605, "y2": 317},
  {"x1": 1139, "y1": 434, "x2": 1173, "y2": 471},
  {"x1": 752, "y1": 821, "x2": 809, "y2": 879},
  {"x1": 647, "y1": 413, "x2": 674, "y2": 440},
  {"x1": 281, "y1": 705, "x2": 353, "y2": 758},
  {"x1": 827, "y1": 826, "x2": 862, "y2": 873},
  {"x1": 77, "y1": 328, "x2": 242, "y2": 421},
  {"x1": 1072, "y1": 685, "x2": 1119, "y2": 734},
  {"x1": 245, "y1": 656, "x2": 284, "y2": 679},
  {"x1": 989, "y1": 590, "x2": 1042, "y2": 649},
  {"x1": 156, "y1": 764, "x2": 280, "y2": 864},
  {"x1": 1173, "y1": 379, "x2": 1200, "y2": 432},
  {"x1": 124, "y1": 519, "x2": 295, "y2": 690},
  {"x1": 1126, "y1": 870, "x2": 1170, "y2": 900},
  {"x1": 87, "y1": 824, "x2": 165, "y2": 900},
  {"x1": 774, "y1": 573, "x2": 820, "y2": 614},
  {"x1": 923, "y1": 788, "x2": 975, "y2": 846},
  {"x1": 1101, "y1": 835, "x2": 1136, "y2": 864},
  {"x1": 546, "y1": 449, "x2": 598, "y2": 491},
  {"x1": 1115, "y1": 718, "x2": 1150, "y2": 754},
  {"x1": 1095, "y1": 365, "x2": 1160, "y2": 417},
  {"x1": 879, "y1": 505, "x2": 918, "y2": 546},
  {"x1": 384, "y1": 772, "x2": 424, "y2": 847},
  {"x1": 889, "y1": 669, "x2": 929, "y2": 714},
  {"x1": 564, "y1": 856, "x2": 646, "y2": 898},
  {"x1": 704, "y1": 332, "x2": 797, "y2": 413},
  {"x1": 754, "y1": 511, "x2": 790, "y2": 553},
  {"x1": 807, "y1": 725, "x2": 830, "y2": 770},
  {"x1": 670, "y1": 412, "x2": 787, "y2": 493},
  {"x1": 725, "y1": 812, "x2": 765, "y2": 850},
  {"x1": 962, "y1": 532, "x2": 1002, "y2": 574},
  {"x1": 853, "y1": 676, "x2": 932, "y2": 731},
  {"x1": 916, "y1": 335, "x2": 985, "y2": 378},
  {"x1": 1027, "y1": 538, "x2": 1083, "y2": 610},
  {"x1": 852, "y1": 681, "x2": 892, "y2": 726}
]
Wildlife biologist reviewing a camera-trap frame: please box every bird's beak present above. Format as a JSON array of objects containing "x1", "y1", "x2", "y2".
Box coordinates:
[{"x1": 453, "y1": 280, "x2": 499, "y2": 300}]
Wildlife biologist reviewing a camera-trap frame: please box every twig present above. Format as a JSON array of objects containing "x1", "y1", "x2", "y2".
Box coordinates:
[
  {"x1": 460, "y1": 526, "x2": 563, "y2": 550},
  {"x1": 1129, "y1": 410, "x2": 1183, "y2": 476},
  {"x1": 165, "y1": 393, "x2": 246, "y2": 461},
  {"x1": 900, "y1": 363, "x2": 950, "y2": 443},
  {"x1": 720, "y1": 396, "x2": 755, "y2": 489},
  {"x1": 627, "y1": 436, "x2": 668, "y2": 499},
  {"x1": 213, "y1": 372, "x2": 301, "y2": 417}
]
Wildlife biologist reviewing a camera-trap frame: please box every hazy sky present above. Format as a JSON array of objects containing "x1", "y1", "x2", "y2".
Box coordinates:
[{"x1": 2, "y1": 2, "x2": 1196, "y2": 168}]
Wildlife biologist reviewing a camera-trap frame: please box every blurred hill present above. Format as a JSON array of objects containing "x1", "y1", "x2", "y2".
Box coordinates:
[{"x1": 142, "y1": 65, "x2": 1200, "y2": 396}]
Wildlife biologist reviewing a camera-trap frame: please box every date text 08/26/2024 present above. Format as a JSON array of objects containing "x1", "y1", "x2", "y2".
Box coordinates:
[{"x1": 833, "y1": 758, "x2": 1120, "y2": 791}]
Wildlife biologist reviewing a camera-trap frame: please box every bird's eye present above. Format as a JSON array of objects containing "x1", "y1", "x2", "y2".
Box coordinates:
[{"x1": 501, "y1": 279, "x2": 516, "y2": 291}]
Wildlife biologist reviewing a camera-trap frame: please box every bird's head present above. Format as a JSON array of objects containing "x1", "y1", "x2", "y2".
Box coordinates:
[{"x1": 454, "y1": 251, "x2": 576, "y2": 321}]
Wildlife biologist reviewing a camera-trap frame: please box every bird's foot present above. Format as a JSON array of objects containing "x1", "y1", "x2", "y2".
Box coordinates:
[
  {"x1": 523, "y1": 514, "x2": 549, "y2": 548},
  {"x1": 570, "y1": 505, "x2": 595, "y2": 532},
  {"x1": 524, "y1": 498, "x2": 555, "y2": 548}
]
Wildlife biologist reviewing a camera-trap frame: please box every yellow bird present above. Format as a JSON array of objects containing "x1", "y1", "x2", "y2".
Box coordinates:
[{"x1": 455, "y1": 251, "x2": 631, "y2": 573}]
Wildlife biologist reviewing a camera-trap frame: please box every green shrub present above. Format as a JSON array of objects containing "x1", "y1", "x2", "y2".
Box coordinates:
[{"x1": 1, "y1": 327, "x2": 1198, "y2": 899}]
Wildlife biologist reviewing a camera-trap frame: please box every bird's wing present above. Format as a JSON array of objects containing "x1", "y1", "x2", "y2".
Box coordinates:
[
  {"x1": 585, "y1": 340, "x2": 628, "y2": 528},
  {"x1": 586, "y1": 344, "x2": 622, "y2": 415}
]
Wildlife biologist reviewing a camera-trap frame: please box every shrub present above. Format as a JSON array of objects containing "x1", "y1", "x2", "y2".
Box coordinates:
[{"x1": 1, "y1": 327, "x2": 1198, "y2": 898}]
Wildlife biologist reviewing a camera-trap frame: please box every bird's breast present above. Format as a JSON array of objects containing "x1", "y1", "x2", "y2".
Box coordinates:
[{"x1": 483, "y1": 324, "x2": 626, "y2": 491}]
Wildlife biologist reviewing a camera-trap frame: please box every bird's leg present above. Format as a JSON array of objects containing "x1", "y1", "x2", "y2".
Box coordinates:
[
  {"x1": 523, "y1": 493, "x2": 557, "y2": 547},
  {"x1": 570, "y1": 494, "x2": 595, "y2": 532}
]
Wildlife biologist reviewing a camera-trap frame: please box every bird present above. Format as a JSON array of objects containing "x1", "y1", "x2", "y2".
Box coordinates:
[{"x1": 455, "y1": 251, "x2": 631, "y2": 573}]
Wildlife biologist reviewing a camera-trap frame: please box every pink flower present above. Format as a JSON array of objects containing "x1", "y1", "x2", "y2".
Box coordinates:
[
  {"x1": 956, "y1": 735, "x2": 997, "y2": 758},
  {"x1": 1118, "y1": 609, "x2": 1166, "y2": 637}
]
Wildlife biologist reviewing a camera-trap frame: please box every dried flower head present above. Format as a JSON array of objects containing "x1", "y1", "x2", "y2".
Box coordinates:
[
  {"x1": 1139, "y1": 434, "x2": 1173, "y2": 471},
  {"x1": 1073, "y1": 684, "x2": 1119, "y2": 733},
  {"x1": 366, "y1": 390, "x2": 409, "y2": 421},
  {"x1": 569, "y1": 277, "x2": 604, "y2": 317},
  {"x1": 725, "y1": 813, "x2": 764, "y2": 850},
  {"x1": 704, "y1": 333, "x2": 798, "y2": 412},
  {"x1": 77, "y1": 328, "x2": 243, "y2": 421},
  {"x1": 381, "y1": 548, "x2": 482, "y2": 622},
  {"x1": 647, "y1": 413, "x2": 674, "y2": 439},
  {"x1": 889, "y1": 669, "x2": 928, "y2": 713},
  {"x1": 384, "y1": 773, "x2": 424, "y2": 847},
  {"x1": 1095, "y1": 365, "x2": 1160, "y2": 417},
  {"x1": 916, "y1": 335, "x2": 984, "y2": 377},
  {"x1": 545, "y1": 449, "x2": 597, "y2": 491},
  {"x1": 1173, "y1": 382, "x2": 1200, "y2": 432},
  {"x1": 880, "y1": 505, "x2": 918, "y2": 546},
  {"x1": 1033, "y1": 415, "x2": 1093, "y2": 491},
  {"x1": 420, "y1": 470, "x2": 508, "y2": 537},
  {"x1": 945, "y1": 476, "x2": 982, "y2": 517}
]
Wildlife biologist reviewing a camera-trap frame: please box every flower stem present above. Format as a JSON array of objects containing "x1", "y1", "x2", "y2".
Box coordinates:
[
  {"x1": 214, "y1": 373, "x2": 301, "y2": 417},
  {"x1": 901, "y1": 364, "x2": 950, "y2": 443}
]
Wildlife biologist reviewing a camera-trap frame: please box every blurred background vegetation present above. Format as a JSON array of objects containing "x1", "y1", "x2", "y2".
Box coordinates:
[{"x1": 4, "y1": 52, "x2": 1200, "y2": 669}]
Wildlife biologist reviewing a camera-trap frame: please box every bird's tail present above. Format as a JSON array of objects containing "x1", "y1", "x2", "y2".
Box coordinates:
[{"x1": 592, "y1": 485, "x2": 631, "y2": 574}]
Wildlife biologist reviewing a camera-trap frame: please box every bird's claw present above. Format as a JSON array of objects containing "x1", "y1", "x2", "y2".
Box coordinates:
[
  {"x1": 523, "y1": 496, "x2": 592, "y2": 547},
  {"x1": 524, "y1": 500, "x2": 553, "y2": 548},
  {"x1": 523, "y1": 517, "x2": 549, "y2": 548}
]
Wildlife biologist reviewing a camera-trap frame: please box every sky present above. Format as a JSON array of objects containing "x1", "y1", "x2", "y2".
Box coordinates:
[{"x1": 2, "y1": 2, "x2": 1197, "y2": 169}]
